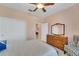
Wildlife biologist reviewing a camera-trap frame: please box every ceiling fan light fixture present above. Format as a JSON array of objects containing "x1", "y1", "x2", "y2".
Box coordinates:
[
  {"x1": 37, "y1": 3, "x2": 44, "y2": 9},
  {"x1": 29, "y1": 3, "x2": 55, "y2": 12}
]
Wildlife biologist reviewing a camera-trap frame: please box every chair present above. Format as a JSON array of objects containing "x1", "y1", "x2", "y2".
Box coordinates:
[{"x1": 64, "y1": 35, "x2": 79, "y2": 56}]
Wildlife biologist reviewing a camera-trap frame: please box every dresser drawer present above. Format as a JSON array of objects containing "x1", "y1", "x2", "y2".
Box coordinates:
[{"x1": 47, "y1": 35, "x2": 68, "y2": 51}]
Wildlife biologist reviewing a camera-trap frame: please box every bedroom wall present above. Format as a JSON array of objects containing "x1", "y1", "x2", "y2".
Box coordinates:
[
  {"x1": 44, "y1": 4, "x2": 79, "y2": 42},
  {"x1": 0, "y1": 17, "x2": 27, "y2": 40},
  {"x1": 0, "y1": 6, "x2": 40, "y2": 40}
]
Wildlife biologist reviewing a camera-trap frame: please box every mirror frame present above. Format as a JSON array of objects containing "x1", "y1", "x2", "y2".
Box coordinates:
[{"x1": 51, "y1": 23, "x2": 65, "y2": 35}]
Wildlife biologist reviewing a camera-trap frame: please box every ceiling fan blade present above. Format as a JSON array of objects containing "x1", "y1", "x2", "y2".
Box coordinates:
[
  {"x1": 42, "y1": 8, "x2": 46, "y2": 12},
  {"x1": 33, "y1": 7, "x2": 38, "y2": 11},
  {"x1": 44, "y1": 3, "x2": 55, "y2": 6},
  {"x1": 29, "y1": 7, "x2": 38, "y2": 12},
  {"x1": 30, "y1": 3, "x2": 38, "y2": 5}
]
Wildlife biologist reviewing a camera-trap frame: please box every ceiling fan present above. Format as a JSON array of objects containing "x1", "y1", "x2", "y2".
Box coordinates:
[{"x1": 28, "y1": 3, "x2": 55, "y2": 12}]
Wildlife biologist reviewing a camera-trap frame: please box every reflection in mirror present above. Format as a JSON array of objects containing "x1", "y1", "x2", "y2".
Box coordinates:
[{"x1": 51, "y1": 23, "x2": 65, "y2": 35}]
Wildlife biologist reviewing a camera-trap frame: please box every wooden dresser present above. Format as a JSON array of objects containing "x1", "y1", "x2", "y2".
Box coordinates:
[{"x1": 47, "y1": 35, "x2": 68, "y2": 51}]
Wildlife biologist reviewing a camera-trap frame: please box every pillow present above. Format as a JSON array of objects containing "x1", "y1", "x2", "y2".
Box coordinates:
[
  {"x1": 0, "y1": 40, "x2": 7, "y2": 44},
  {"x1": 0, "y1": 40, "x2": 7, "y2": 52}
]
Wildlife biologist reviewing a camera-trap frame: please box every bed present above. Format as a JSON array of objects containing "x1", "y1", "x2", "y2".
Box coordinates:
[{"x1": 0, "y1": 40, "x2": 58, "y2": 56}]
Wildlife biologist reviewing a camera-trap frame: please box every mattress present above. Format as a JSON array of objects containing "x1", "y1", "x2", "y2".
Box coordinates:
[{"x1": 0, "y1": 40, "x2": 58, "y2": 56}]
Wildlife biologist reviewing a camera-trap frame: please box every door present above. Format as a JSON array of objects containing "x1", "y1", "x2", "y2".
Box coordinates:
[
  {"x1": 0, "y1": 17, "x2": 27, "y2": 40},
  {"x1": 41, "y1": 23, "x2": 48, "y2": 42}
]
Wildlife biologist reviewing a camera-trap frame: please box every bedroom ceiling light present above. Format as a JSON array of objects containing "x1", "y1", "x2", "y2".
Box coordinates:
[
  {"x1": 37, "y1": 3, "x2": 44, "y2": 9},
  {"x1": 29, "y1": 3, "x2": 55, "y2": 12}
]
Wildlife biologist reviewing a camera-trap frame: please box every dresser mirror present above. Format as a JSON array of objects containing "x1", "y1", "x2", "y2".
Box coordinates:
[{"x1": 51, "y1": 23, "x2": 65, "y2": 35}]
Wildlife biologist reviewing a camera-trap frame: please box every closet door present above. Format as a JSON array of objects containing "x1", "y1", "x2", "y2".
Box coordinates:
[{"x1": 0, "y1": 17, "x2": 27, "y2": 40}]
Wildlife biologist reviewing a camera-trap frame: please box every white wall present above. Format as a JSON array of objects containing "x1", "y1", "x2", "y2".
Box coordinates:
[
  {"x1": 0, "y1": 17, "x2": 27, "y2": 40},
  {"x1": 0, "y1": 6, "x2": 40, "y2": 40},
  {"x1": 44, "y1": 4, "x2": 79, "y2": 42}
]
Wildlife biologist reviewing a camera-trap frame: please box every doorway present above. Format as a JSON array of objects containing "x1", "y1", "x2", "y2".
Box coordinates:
[{"x1": 41, "y1": 23, "x2": 48, "y2": 42}]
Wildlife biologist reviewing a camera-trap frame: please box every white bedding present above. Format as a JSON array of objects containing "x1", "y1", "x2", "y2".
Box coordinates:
[{"x1": 0, "y1": 40, "x2": 58, "y2": 56}]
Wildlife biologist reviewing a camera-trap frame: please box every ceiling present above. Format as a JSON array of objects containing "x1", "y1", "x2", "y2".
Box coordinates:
[{"x1": 0, "y1": 3, "x2": 76, "y2": 18}]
